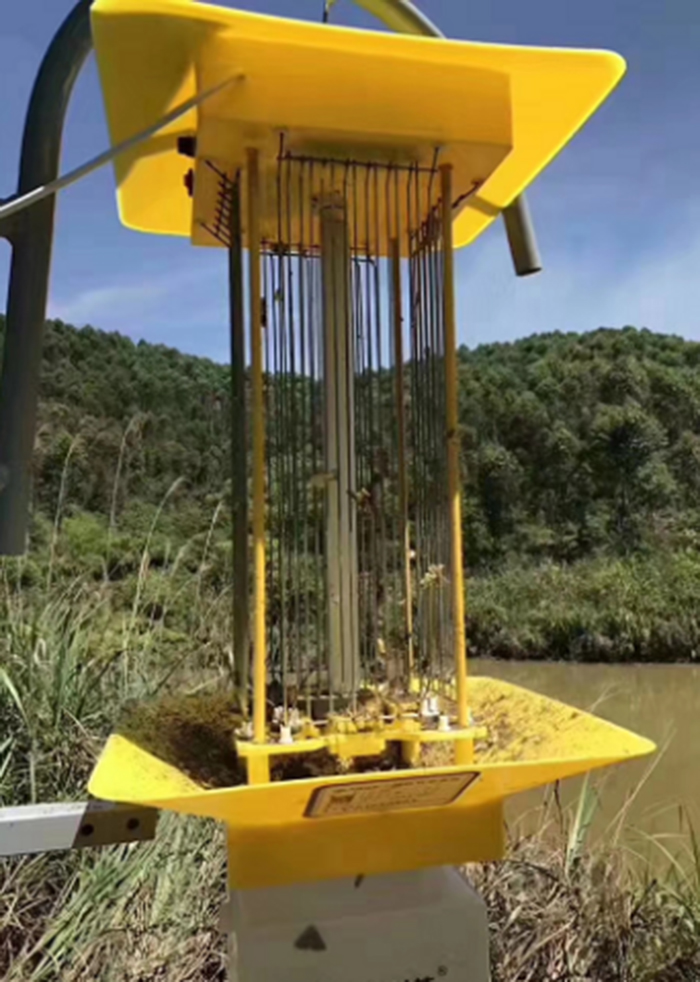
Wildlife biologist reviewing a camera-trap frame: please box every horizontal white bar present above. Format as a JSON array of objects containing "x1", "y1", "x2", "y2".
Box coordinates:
[{"x1": 0, "y1": 801, "x2": 157, "y2": 856}]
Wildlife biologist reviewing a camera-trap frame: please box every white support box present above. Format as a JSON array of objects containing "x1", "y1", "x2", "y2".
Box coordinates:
[{"x1": 222, "y1": 866, "x2": 490, "y2": 982}]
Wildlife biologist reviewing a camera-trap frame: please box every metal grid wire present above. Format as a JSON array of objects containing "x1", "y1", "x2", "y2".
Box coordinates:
[
  {"x1": 201, "y1": 160, "x2": 234, "y2": 248},
  {"x1": 223, "y1": 150, "x2": 454, "y2": 720}
]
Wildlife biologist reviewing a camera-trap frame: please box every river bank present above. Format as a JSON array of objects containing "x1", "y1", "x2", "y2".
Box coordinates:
[{"x1": 470, "y1": 550, "x2": 700, "y2": 663}]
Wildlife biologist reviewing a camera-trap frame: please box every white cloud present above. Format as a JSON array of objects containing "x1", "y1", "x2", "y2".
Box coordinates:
[
  {"x1": 458, "y1": 201, "x2": 700, "y2": 348},
  {"x1": 49, "y1": 258, "x2": 226, "y2": 338},
  {"x1": 45, "y1": 198, "x2": 700, "y2": 362},
  {"x1": 51, "y1": 281, "x2": 166, "y2": 325}
]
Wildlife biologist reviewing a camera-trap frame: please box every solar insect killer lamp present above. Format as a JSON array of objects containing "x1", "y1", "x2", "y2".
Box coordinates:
[{"x1": 3, "y1": 1, "x2": 654, "y2": 979}]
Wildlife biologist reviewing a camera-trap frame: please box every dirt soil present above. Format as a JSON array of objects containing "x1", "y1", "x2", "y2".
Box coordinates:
[
  {"x1": 116, "y1": 691, "x2": 412, "y2": 788},
  {"x1": 117, "y1": 691, "x2": 246, "y2": 789},
  {"x1": 116, "y1": 684, "x2": 534, "y2": 790}
]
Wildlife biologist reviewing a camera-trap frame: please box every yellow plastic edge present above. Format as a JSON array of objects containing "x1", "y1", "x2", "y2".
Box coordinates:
[
  {"x1": 88, "y1": 678, "x2": 655, "y2": 824},
  {"x1": 89, "y1": 0, "x2": 626, "y2": 248}
]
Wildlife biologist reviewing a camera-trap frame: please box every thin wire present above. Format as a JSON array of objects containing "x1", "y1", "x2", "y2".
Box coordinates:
[
  {"x1": 274, "y1": 153, "x2": 287, "y2": 701},
  {"x1": 319, "y1": 163, "x2": 335, "y2": 715},
  {"x1": 372, "y1": 163, "x2": 389, "y2": 680},
  {"x1": 421, "y1": 176, "x2": 439, "y2": 688},
  {"x1": 343, "y1": 160, "x2": 358, "y2": 714},
  {"x1": 258, "y1": 151, "x2": 457, "y2": 721},
  {"x1": 406, "y1": 163, "x2": 420, "y2": 679},
  {"x1": 385, "y1": 163, "x2": 398, "y2": 683},
  {"x1": 310, "y1": 158, "x2": 325, "y2": 703},
  {"x1": 426, "y1": 199, "x2": 443, "y2": 689}
]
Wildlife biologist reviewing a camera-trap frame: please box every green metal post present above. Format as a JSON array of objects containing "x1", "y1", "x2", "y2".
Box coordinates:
[{"x1": 0, "y1": 0, "x2": 94, "y2": 554}]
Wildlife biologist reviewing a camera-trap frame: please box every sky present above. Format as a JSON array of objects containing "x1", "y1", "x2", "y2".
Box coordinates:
[{"x1": 1, "y1": 0, "x2": 700, "y2": 362}]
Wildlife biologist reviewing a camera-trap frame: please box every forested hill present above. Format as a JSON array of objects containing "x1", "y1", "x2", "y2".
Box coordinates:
[{"x1": 3, "y1": 315, "x2": 700, "y2": 572}]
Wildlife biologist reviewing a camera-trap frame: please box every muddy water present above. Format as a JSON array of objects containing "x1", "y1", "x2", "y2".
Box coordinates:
[{"x1": 471, "y1": 659, "x2": 700, "y2": 854}]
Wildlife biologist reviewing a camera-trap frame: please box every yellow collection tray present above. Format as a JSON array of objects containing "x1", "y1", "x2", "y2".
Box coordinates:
[{"x1": 89, "y1": 677, "x2": 654, "y2": 888}]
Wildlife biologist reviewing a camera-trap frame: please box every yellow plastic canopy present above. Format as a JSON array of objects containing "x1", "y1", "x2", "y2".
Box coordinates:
[
  {"x1": 90, "y1": 0, "x2": 625, "y2": 248},
  {"x1": 89, "y1": 677, "x2": 654, "y2": 888}
]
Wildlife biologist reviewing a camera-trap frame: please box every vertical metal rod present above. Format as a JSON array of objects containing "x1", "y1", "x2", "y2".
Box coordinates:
[
  {"x1": 297, "y1": 159, "x2": 310, "y2": 715},
  {"x1": 439, "y1": 165, "x2": 469, "y2": 743},
  {"x1": 246, "y1": 148, "x2": 267, "y2": 744},
  {"x1": 275, "y1": 165, "x2": 288, "y2": 704},
  {"x1": 321, "y1": 201, "x2": 359, "y2": 695},
  {"x1": 271, "y1": 229, "x2": 285, "y2": 698},
  {"x1": 344, "y1": 165, "x2": 359, "y2": 711},
  {"x1": 351, "y1": 164, "x2": 368, "y2": 685},
  {"x1": 426, "y1": 189, "x2": 446, "y2": 691},
  {"x1": 229, "y1": 173, "x2": 250, "y2": 708},
  {"x1": 307, "y1": 160, "x2": 323, "y2": 707},
  {"x1": 418, "y1": 176, "x2": 437, "y2": 687},
  {"x1": 311, "y1": 162, "x2": 326, "y2": 705},
  {"x1": 285, "y1": 155, "x2": 297, "y2": 720},
  {"x1": 390, "y1": 238, "x2": 414, "y2": 679},
  {"x1": 372, "y1": 165, "x2": 388, "y2": 681},
  {"x1": 262, "y1": 249, "x2": 275, "y2": 683},
  {"x1": 406, "y1": 165, "x2": 422, "y2": 678},
  {"x1": 385, "y1": 168, "x2": 399, "y2": 684},
  {"x1": 412, "y1": 166, "x2": 428, "y2": 681}
]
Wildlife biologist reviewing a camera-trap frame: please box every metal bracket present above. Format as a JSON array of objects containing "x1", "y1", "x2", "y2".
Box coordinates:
[
  {"x1": 0, "y1": 800, "x2": 158, "y2": 857},
  {"x1": 0, "y1": 201, "x2": 19, "y2": 244}
]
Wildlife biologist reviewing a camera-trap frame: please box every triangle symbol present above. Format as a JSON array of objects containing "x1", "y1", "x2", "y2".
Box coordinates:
[{"x1": 295, "y1": 925, "x2": 327, "y2": 951}]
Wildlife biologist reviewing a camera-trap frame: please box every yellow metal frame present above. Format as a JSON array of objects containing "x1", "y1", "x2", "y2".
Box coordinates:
[
  {"x1": 440, "y1": 164, "x2": 470, "y2": 763},
  {"x1": 246, "y1": 147, "x2": 267, "y2": 750},
  {"x1": 237, "y1": 722, "x2": 485, "y2": 779},
  {"x1": 90, "y1": 0, "x2": 625, "y2": 250}
]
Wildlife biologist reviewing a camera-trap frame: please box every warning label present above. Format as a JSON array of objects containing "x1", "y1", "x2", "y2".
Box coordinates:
[{"x1": 305, "y1": 772, "x2": 480, "y2": 818}]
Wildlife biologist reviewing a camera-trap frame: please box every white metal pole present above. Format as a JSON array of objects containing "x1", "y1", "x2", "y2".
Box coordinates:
[{"x1": 320, "y1": 201, "x2": 359, "y2": 696}]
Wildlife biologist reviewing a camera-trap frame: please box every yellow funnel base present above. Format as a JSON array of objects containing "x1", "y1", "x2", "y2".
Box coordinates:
[
  {"x1": 89, "y1": 678, "x2": 654, "y2": 888},
  {"x1": 90, "y1": 0, "x2": 624, "y2": 250}
]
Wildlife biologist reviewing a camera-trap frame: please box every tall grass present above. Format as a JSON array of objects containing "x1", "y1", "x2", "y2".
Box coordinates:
[
  {"x1": 0, "y1": 501, "x2": 233, "y2": 808},
  {"x1": 1, "y1": 504, "x2": 700, "y2": 977},
  {"x1": 469, "y1": 551, "x2": 700, "y2": 662},
  {"x1": 1, "y1": 509, "x2": 234, "y2": 979},
  {"x1": 471, "y1": 785, "x2": 700, "y2": 981},
  {"x1": 1, "y1": 816, "x2": 227, "y2": 982}
]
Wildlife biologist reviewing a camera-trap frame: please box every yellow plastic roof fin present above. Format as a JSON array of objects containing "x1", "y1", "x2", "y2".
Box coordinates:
[{"x1": 90, "y1": 0, "x2": 625, "y2": 247}]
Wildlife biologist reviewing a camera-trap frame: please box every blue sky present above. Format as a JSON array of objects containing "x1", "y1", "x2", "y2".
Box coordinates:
[{"x1": 1, "y1": 0, "x2": 700, "y2": 362}]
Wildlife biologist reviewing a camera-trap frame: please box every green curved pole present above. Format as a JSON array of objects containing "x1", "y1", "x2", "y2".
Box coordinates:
[{"x1": 0, "y1": 0, "x2": 94, "y2": 554}]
